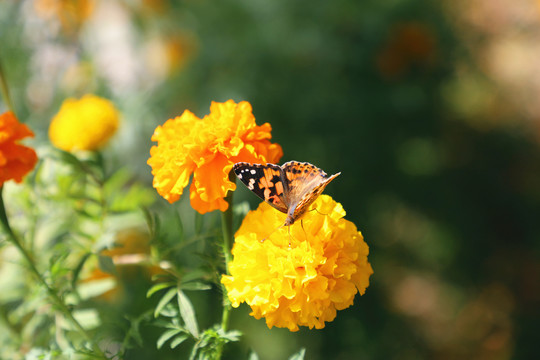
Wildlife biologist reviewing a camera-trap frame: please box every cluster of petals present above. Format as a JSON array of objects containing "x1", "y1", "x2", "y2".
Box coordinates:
[
  {"x1": 0, "y1": 111, "x2": 38, "y2": 186},
  {"x1": 49, "y1": 94, "x2": 120, "y2": 152},
  {"x1": 147, "y1": 100, "x2": 282, "y2": 213},
  {"x1": 221, "y1": 194, "x2": 373, "y2": 331}
]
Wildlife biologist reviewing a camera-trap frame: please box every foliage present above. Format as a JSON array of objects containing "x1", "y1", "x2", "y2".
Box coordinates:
[{"x1": 1, "y1": 0, "x2": 539, "y2": 359}]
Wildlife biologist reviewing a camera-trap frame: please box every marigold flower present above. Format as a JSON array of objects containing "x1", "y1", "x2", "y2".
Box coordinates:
[
  {"x1": 221, "y1": 194, "x2": 373, "y2": 331},
  {"x1": 147, "y1": 100, "x2": 283, "y2": 213},
  {"x1": 49, "y1": 94, "x2": 120, "y2": 151},
  {"x1": 0, "y1": 111, "x2": 38, "y2": 186},
  {"x1": 35, "y1": 0, "x2": 95, "y2": 34}
]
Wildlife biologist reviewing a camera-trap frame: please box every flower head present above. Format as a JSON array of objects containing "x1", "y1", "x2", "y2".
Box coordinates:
[
  {"x1": 35, "y1": 0, "x2": 95, "y2": 34},
  {"x1": 221, "y1": 194, "x2": 373, "y2": 331},
  {"x1": 0, "y1": 111, "x2": 38, "y2": 186},
  {"x1": 147, "y1": 100, "x2": 283, "y2": 213},
  {"x1": 49, "y1": 94, "x2": 120, "y2": 151}
]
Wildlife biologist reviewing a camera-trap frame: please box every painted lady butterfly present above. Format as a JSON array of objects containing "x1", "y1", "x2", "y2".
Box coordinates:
[{"x1": 233, "y1": 161, "x2": 340, "y2": 226}]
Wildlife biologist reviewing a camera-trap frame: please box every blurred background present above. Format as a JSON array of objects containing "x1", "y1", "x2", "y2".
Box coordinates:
[{"x1": 1, "y1": 0, "x2": 539, "y2": 359}]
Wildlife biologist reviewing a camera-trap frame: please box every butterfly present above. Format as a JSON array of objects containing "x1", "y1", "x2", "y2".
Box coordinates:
[{"x1": 233, "y1": 161, "x2": 340, "y2": 226}]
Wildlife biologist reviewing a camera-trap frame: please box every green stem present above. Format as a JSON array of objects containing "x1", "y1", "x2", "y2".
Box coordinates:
[
  {"x1": 216, "y1": 171, "x2": 235, "y2": 358},
  {"x1": 0, "y1": 187, "x2": 108, "y2": 359},
  {"x1": 0, "y1": 58, "x2": 14, "y2": 112},
  {"x1": 221, "y1": 204, "x2": 233, "y2": 273}
]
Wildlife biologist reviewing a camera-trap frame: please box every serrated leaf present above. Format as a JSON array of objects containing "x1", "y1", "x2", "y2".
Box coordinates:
[
  {"x1": 157, "y1": 328, "x2": 183, "y2": 349},
  {"x1": 288, "y1": 348, "x2": 306, "y2": 360},
  {"x1": 177, "y1": 289, "x2": 199, "y2": 338},
  {"x1": 147, "y1": 282, "x2": 176, "y2": 298},
  {"x1": 154, "y1": 288, "x2": 177, "y2": 318},
  {"x1": 170, "y1": 334, "x2": 189, "y2": 349}
]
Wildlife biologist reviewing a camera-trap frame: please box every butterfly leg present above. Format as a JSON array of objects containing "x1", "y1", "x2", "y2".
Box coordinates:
[
  {"x1": 287, "y1": 225, "x2": 292, "y2": 247},
  {"x1": 299, "y1": 219, "x2": 312, "y2": 251},
  {"x1": 261, "y1": 222, "x2": 286, "y2": 243}
]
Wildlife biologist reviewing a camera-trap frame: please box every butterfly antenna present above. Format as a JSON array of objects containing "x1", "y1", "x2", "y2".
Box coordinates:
[{"x1": 308, "y1": 207, "x2": 328, "y2": 216}]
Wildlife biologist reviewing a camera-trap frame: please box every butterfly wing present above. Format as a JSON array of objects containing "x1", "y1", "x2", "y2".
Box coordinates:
[
  {"x1": 282, "y1": 161, "x2": 340, "y2": 220},
  {"x1": 233, "y1": 162, "x2": 289, "y2": 213}
]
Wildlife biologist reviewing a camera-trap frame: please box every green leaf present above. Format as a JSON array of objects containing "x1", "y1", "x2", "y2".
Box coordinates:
[
  {"x1": 177, "y1": 289, "x2": 199, "y2": 338},
  {"x1": 157, "y1": 328, "x2": 183, "y2": 349},
  {"x1": 181, "y1": 269, "x2": 207, "y2": 283},
  {"x1": 288, "y1": 348, "x2": 306, "y2": 360},
  {"x1": 142, "y1": 206, "x2": 157, "y2": 240},
  {"x1": 221, "y1": 330, "x2": 241, "y2": 342},
  {"x1": 179, "y1": 282, "x2": 211, "y2": 291},
  {"x1": 146, "y1": 282, "x2": 176, "y2": 298},
  {"x1": 170, "y1": 334, "x2": 189, "y2": 349},
  {"x1": 98, "y1": 255, "x2": 117, "y2": 276},
  {"x1": 248, "y1": 350, "x2": 260, "y2": 360},
  {"x1": 160, "y1": 304, "x2": 179, "y2": 318},
  {"x1": 174, "y1": 208, "x2": 184, "y2": 241},
  {"x1": 78, "y1": 276, "x2": 116, "y2": 300},
  {"x1": 154, "y1": 288, "x2": 177, "y2": 318},
  {"x1": 71, "y1": 252, "x2": 92, "y2": 290}
]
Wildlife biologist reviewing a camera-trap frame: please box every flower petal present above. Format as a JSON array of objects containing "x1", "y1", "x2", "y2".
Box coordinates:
[{"x1": 221, "y1": 195, "x2": 373, "y2": 331}]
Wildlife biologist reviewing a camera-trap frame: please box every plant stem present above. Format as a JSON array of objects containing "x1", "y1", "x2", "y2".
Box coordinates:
[
  {"x1": 216, "y1": 171, "x2": 236, "y2": 358},
  {"x1": 221, "y1": 202, "x2": 234, "y2": 273},
  {"x1": 0, "y1": 187, "x2": 108, "y2": 359},
  {"x1": 0, "y1": 59, "x2": 14, "y2": 112}
]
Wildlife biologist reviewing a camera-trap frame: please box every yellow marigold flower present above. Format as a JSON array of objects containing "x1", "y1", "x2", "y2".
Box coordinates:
[
  {"x1": 0, "y1": 111, "x2": 38, "y2": 186},
  {"x1": 49, "y1": 94, "x2": 120, "y2": 151},
  {"x1": 147, "y1": 100, "x2": 283, "y2": 213},
  {"x1": 221, "y1": 194, "x2": 373, "y2": 331}
]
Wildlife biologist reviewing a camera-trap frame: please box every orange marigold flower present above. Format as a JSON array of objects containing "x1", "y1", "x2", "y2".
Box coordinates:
[
  {"x1": 49, "y1": 94, "x2": 120, "y2": 151},
  {"x1": 221, "y1": 194, "x2": 373, "y2": 331},
  {"x1": 35, "y1": 0, "x2": 95, "y2": 34},
  {"x1": 147, "y1": 100, "x2": 283, "y2": 213},
  {"x1": 0, "y1": 111, "x2": 38, "y2": 186}
]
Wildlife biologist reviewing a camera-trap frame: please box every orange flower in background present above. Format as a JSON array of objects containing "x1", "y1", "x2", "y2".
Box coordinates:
[
  {"x1": 221, "y1": 195, "x2": 373, "y2": 331},
  {"x1": 49, "y1": 94, "x2": 120, "y2": 151},
  {"x1": 0, "y1": 111, "x2": 38, "y2": 186},
  {"x1": 148, "y1": 100, "x2": 283, "y2": 213},
  {"x1": 35, "y1": 0, "x2": 95, "y2": 34},
  {"x1": 377, "y1": 22, "x2": 437, "y2": 79}
]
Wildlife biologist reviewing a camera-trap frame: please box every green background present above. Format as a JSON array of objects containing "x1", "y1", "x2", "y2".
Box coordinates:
[{"x1": 1, "y1": 0, "x2": 539, "y2": 359}]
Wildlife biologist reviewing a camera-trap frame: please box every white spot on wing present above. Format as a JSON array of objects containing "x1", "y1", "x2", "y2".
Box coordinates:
[
  {"x1": 248, "y1": 178, "x2": 255, "y2": 190},
  {"x1": 250, "y1": 169, "x2": 256, "y2": 175}
]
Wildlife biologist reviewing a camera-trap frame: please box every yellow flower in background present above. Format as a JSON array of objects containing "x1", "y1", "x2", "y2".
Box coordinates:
[
  {"x1": 221, "y1": 194, "x2": 373, "y2": 331},
  {"x1": 0, "y1": 111, "x2": 38, "y2": 186},
  {"x1": 49, "y1": 94, "x2": 120, "y2": 151},
  {"x1": 148, "y1": 100, "x2": 283, "y2": 213}
]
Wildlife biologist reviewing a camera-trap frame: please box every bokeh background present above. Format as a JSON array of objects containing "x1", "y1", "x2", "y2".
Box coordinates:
[{"x1": 1, "y1": 0, "x2": 540, "y2": 359}]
